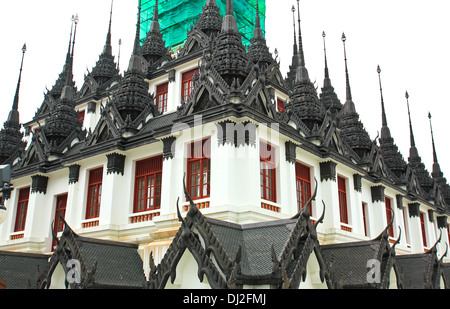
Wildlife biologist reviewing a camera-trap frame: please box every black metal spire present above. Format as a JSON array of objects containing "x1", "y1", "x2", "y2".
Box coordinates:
[
  {"x1": 377, "y1": 65, "x2": 391, "y2": 140},
  {"x1": 285, "y1": 5, "x2": 300, "y2": 87},
  {"x1": 428, "y1": 112, "x2": 443, "y2": 178},
  {"x1": 294, "y1": 0, "x2": 309, "y2": 83},
  {"x1": 9, "y1": 43, "x2": 27, "y2": 123},
  {"x1": 141, "y1": 0, "x2": 169, "y2": 65},
  {"x1": 248, "y1": 0, "x2": 272, "y2": 66},
  {"x1": 342, "y1": 33, "x2": 353, "y2": 105},
  {"x1": 405, "y1": 91, "x2": 418, "y2": 160}
]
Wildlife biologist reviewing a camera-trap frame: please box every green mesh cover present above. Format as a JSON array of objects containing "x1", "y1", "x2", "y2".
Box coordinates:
[{"x1": 140, "y1": 0, "x2": 266, "y2": 50}]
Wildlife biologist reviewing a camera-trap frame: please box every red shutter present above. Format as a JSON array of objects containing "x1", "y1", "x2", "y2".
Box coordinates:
[
  {"x1": 295, "y1": 162, "x2": 311, "y2": 212},
  {"x1": 181, "y1": 68, "x2": 198, "y2": 102},
  {"x1": 14, "y1": 187, "x2": 30, "y2": 232},
  {"x1": 86, "y1": 167, "x2": 103, "y2": 219},
  {"x1": 187, "y1": 139, "x2": 211, "y2": 200},
  {"x1": 52, "y1": 193, "x2": 68, "y2": 250},
  {"x1": 277, "y1": 98, "x2": 285, "y2": 112},
  {"x1": 420, "y1": 212, "x2": 428, "y2": 248},
  {"x1": 260, "y1": 141, "x2": 276, "y2": 203},
  {"x1": 385, "y1": 197, "x2": 394, "y2": 237},
  {"x1": 156, "y1": 82, "x2": 169, "y2": 113},
  {"x1": 134, "y1": 155, "x2": 163, "y2": 213},
  {"x1": 337, "y1": 176, "x2": 348, "y2": 224},
  {"x1": 362, "y1": 202, "x2": 368, "y2": 236}
]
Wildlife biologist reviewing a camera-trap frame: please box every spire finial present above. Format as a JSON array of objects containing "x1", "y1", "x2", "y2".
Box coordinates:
[
  {"x1": 405, "y1": 90, "x2": 415, "y2": 147},
  {"x1": 149, "y1": 0, "x2": 160, "y2": 32},
  {"x1": 322, "y1": 31, "x2": 330, "y2": 80},
  {"x1": 377, "y1": 65, "x2": 387, "y2": 127},
  {"x1": 428, "y1": 112, "x2": 438, "y2": 164},
  {"x1": 296, "y1": 0, "x2": 305, "y2": 67},
  {"x1": 103, "y1": 0, "x2": 114, "y2": 55},
  {"x1": 70, "y1": 14, "x2": 79, "y2": 67},
  {"x1": 342, "y1": 32, "x2": 352, "y2": 103},
  {"x1": 117, "y1": 38, "x2": 122, "y2": 72},
  {"x1": 292, "y1": 5, "x2": 298, "y2": 57},
  {"x1": 133, "y1": 0, "x2": 142, "y2": 56},
  {"x1": 226, "y1": 0, "x2": 234, "y2": 16},
  {"x1": 252, "y1": 0, "x2": 263, "y2": 39},
  {"x1": 12, "y1": 43, "x2": 27, "y2": 112}
]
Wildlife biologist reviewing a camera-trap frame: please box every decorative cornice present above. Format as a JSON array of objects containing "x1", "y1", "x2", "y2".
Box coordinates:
[
  {"x1": 436, "y1": 216, "x2": 447, "y2": 229},
  {"x1": 408, "y1": 202, "x2": 420, "y2": 218},
  {"x1": 371, "y1": 185, "x2": 385, "y2": 203},
  {"x1": 31, "y1": 175, "x2": 49, "y2": 194},
  {"x1": 285, "y1": 141, "x2": 297, "y2": 164},
  {"x1": 319, "y1": 161, "x2": 337, "y2": 182},
  {"x1": 353, "y1": 174, "x2": 362, "y2": 192},
  {"x1": 68, "y1": 164, "x2": 80, "y2": 184},
  {"x1": 106, "y1": 152, "x2": 126, "y2": 175},
  {"x1": 396, "y1": 194, "x2": 403, "y2": 209},
  {"x1": 162, "y1": 136, "x2": 176, "y2": 160}
]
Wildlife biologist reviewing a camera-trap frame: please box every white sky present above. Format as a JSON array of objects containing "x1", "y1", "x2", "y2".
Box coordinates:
[{"x1": 1, "y1": 0, "x2": 449, "y2": 179}]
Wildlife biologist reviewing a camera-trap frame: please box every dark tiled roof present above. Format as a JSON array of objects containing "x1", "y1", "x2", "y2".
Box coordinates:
[
  {"x1": 208, "y1": 218, "x2": 296, "y2": 277},
  {"x1": 0, "y1": 250, "x2": 50, "y2": 289},
  {"x1": 396, "y1": 252, "x2": 435, "y2": 289},
  {"x1": 72, "y1": 235, "x2": 145, "y2": 288},
  {"x1": 321, "y1": 240, "x2": 382, "y2": 288}
]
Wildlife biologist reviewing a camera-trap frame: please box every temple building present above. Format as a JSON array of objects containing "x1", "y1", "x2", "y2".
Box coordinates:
[{"x1": 0, "y1": 0, "x2": 449, "y2": 290}]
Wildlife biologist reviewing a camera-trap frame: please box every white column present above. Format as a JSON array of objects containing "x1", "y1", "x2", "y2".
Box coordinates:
[
  {"x1": 407, "y1": 202, "x2": 423, "y2": 253},
  {"x1": 369, "y1": 185, "x2": 387, "y2": 237},
  {"x1": 319, "y1": 161, "x2": 340, "y2": 231}
]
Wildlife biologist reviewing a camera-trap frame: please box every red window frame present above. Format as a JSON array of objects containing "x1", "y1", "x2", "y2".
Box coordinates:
[
  {"x1": 260, "y1": 141, "x2": 276, "y2": 203},
  {"x1": 52, "y1": 193, "x2": 68, "y2": 250},
  {"x1": 134, "y1": 155, "x2": 163, "y2": 213},
  {"x1": 403, "y1": 207, "x2": 410, "y2": 245},
  {"x1": 385, "y1": 197, "x2": 394, "y2": 237},
  {"x1": 86, "y1": 167, "x2": 103, "y2": 219},
  {"x1": 187, "y1": 139, "x2": 211, "y2": 201},
  {"x1": 420, "y1": 212, "x2": 428, "y2": 248},
  {"x1": 14, "y1": 187, "x2": 30, "y2": 232},
  {"x1": 277, "y1": 98, "x2": 285, "y2": 112},
  {"x1": 181, "y1": 68, "x2": 198, "y2": 102},
  {"x1": 78, "y1": 110, "x2": 85, "y2": 123},
  {"x1": 362, "y1": 202, "x2": 368, "y2": 237},
  {"x1": 295, "y1": 162, "x2": 311, "y2": 213},
  {"x1": 337, "y1": 176, "x2": 348, "y2": 224},
  {"x1": 156, "y1": 82, "x2": 168, "y2": 114}
]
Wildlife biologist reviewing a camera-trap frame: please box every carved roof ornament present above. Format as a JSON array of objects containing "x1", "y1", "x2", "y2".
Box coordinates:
[
  {"x1": 44, "y1": 15, "x2": 83, "y2": 149},
  {"x1": 405, "y1": 91, "x2": 433, "y2": 193},
  {"x1": 286, "y1": 0, "x2": 325, "y2": 132},
  {"x1": 0, "y1": 43, "x2": 27, "y2": 164},
  {"x1": 112, "y1": 0, "x2": 159, "y2": 124},
  {"x1": 195, "y1": 0, "x2": 223, "y2": 37},
  {"x1": 319, "y1": 31, "x2": 342, "y2": 118},
  {"x1": 336, "y1": 33, "x2": 372, "y2": 160},
  {"x1": 211, "y1": 0, "x2": 250, "y2": 85},
  {"x1": 89, "y1": 0, "x2": 120, "y2": 85},
  {"x1": 248, "y1": 0, "x2": 273, "y2": 67},
  {"x1": 376, "y1": 65, "x2": 407, "y2": 179},
  {"x1": 140, "y1": 0, "x2": 171, "y2": 68},
  {"x1": 48, "y1": 16, "x2": 78, "y2": 102}
]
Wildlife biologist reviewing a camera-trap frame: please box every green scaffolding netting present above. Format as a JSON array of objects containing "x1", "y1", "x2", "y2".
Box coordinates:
[{"x1": 140, "y1": 0, "x2": 266, "y2": 50}]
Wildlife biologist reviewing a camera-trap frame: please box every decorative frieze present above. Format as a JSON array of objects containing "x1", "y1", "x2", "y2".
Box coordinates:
[
  {"x1": 106, "y1": 153, "x2": 126, "y2": 176},
  {"x1": 31, "y1": 175, "x2": 49, "y2": 194},
  {"x1": 408, "y1": 202, "x2": 420, "y2": 218},
  {"x1": 371, "y1": 185, "x2": 385, "y2": 203},
  {"x1": 68, "y1": 164, "x2": 81, "y2": 184},
  {"x1": 87, "y1": 101, "x2": 97, "y2": 114},
  {"x1": 353, "y1": 174, "x2": 362, "y2": 192},
  {"x1": 162, "y1": 136, "x2": 176, "y2": 160},
  {"x1": 319, "y1": 161, "x2": 337, "y2": 182},
  {"x1": 216, "y1": 120, "x2": 236, "y2": 146},
  {"x1": 216, "y1": 121, "x2": 257, "y2": 148}
]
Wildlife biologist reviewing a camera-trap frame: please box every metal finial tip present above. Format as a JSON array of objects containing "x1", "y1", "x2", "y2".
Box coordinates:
[
  {"x1": 341, "y1": 32, "x2": 346, "y2": 42},
  {"x1": 73, "y1": 14, "x2": 79, "y2": 24},
  {"x1": 322, "y1": 31, "x2": 326, "y2": 38},
  {"x1": 22, "y1": 43, "x2": 27, "y2": 53},
  {"x1": 428, "y1": 112, "x2": 432, "y2": 119},
  {"x1": 377, "y1": 65, "x2": 381, "y2": 74},
  {"x1": 119, "y1": 38, "x2": 122, "y2": 45},
  {"x1": 405, "y1": 91, "x2": 409, "y2": 99},
  {"x1": 291, "y1": 5, "x2": 295, "y2": 12}
]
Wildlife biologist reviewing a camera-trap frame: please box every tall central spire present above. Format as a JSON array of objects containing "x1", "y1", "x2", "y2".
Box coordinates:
[
  {"x1": 294, "y1": 0, "x2": 309, "y2": 83},
  {"x1": 342, "y1": 33, "x2": 352, "y2": 105},
  {"x1": 428, "y1": 112, "x2": 443, "y2": 178},
  {"x1": 10, "y1": 44, "x2": 27, "y2": 121},
  {"x1": 405, "y1": 91, "x2": 418, "y2": 160}
]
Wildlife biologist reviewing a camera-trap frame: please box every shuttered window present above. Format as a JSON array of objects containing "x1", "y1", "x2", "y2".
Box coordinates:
[
  {"x1": 260, "y1": 141, "x2": 276, "y2": 203},
  {"x1": 385, "y1": 197, "x2": 394, "y2": 237},
  {"x1": 338, "y1": 176, "x2": 348, "y2": 224},
  {"x1": 181, "y1": 68, "x2": 198, "y2": 102},
  {"x1": 14, "y1": 187, "x2": 30, "y2": 232},
  {"x1": 134, "y1": 155, "x2": 163, "y2": 212},
  {"x1": 156, "y1": 82, "x2": 168, "y2": 113},
  {"x1": 86, "y1": 167, "x2": 103, "y2": 219},
  {"x1": 295, "y1": 162, "x2": 311, "y2": 213}
]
